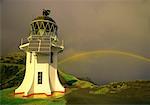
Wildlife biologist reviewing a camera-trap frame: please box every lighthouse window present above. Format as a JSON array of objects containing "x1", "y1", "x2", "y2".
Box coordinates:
[
  {"x1": 40, "y1": 23, "x2": 44, "y2": 29},
  {"x1": 45, "y1": 22, "x2": 49, "y2": 32},
  {"x1": 30, "y1": 52, "x2": 32, "y2": 63},
  {"x1": 51, "y1": 52, "x2": 53, "y2": 63},
  {"x1": 38, "y1": 72, "x2": 42, "y2": 84},
  {"x1": 34, "y1": 22, "x2": 38, "y2": 29}
]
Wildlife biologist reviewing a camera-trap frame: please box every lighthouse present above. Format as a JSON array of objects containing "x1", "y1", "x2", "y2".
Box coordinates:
[{"x1": 15, "y1": 10, "x2": 65, "y2": 97}]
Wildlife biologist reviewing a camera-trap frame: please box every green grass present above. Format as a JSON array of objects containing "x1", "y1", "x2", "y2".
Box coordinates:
[
  {"x1": 1, "y1": 81, "x2": 150, "y2": 105},
  {"x1": 0, "y1": 87, "x2": 66, "y2": 105},
  {"x1": 58, "y1": 70, "x2": 95, "y2": 88},
  {"x1": 65, "y1": 80, "x2": 150, "y2": 104},
  {"x1": 0, "y1": 63, "x2": 25, "y2": 89}
]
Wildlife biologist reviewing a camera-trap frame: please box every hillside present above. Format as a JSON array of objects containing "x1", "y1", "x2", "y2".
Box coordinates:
[
  {"x1": 0, "y1": 80, "x2": 150, "y2": 105},
  {"x1": 0, "y1": 52, "x2": 150, "y2": 104}
]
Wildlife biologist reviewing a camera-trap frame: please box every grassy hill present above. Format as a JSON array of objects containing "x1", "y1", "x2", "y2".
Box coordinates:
[
  {"x1": 0, "y1": 52, "x2": 150, "y2": 105},
  {"x1": 0, "y1": 80, "x2": 150, "y2": 105},
  {"x1": 65, "y1": 80, "x2": 150, "y2": 104}
]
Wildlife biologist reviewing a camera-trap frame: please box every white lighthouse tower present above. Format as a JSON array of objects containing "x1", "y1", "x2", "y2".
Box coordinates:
[{"x1": 15, "y1": 10, "x2": 65, "y2": 96}]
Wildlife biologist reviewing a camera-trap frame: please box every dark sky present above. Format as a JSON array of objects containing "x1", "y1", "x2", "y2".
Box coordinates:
[
  {"x1": 1, "y1": 0, "x2": 150, "y2": 84},
  {"x1": 1, "y1": 0, "x2": 150, "y2": 57}
]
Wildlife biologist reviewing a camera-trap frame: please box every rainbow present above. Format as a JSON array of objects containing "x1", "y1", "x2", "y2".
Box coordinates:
[{"x1": 59, "y1": 50, "x2": 150, "y2": 64}]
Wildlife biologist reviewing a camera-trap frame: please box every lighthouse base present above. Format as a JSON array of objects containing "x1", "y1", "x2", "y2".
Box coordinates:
[
  {"x1": 15, "y1": 52, "x2": 65, "y2": 97},
  {"x1": 15, "y1": 91, "x2": 65, "y2": 98}
]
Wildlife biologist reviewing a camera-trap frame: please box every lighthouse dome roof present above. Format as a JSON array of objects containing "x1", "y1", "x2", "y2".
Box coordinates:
[
  {"x1": 30, "y1": 10, "x2": 58, "y2": 36},
  {"x1": 33, "y1": 16, "x2": 56, "y2": 23},
  {"x1": 32, "y1": 9, "x2": 56, "y2": 24}
]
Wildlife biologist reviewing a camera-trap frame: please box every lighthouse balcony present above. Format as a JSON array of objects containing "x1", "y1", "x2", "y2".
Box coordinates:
[{"x1": 19, "y1": 36, "x2": 64, "y2": 53}]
